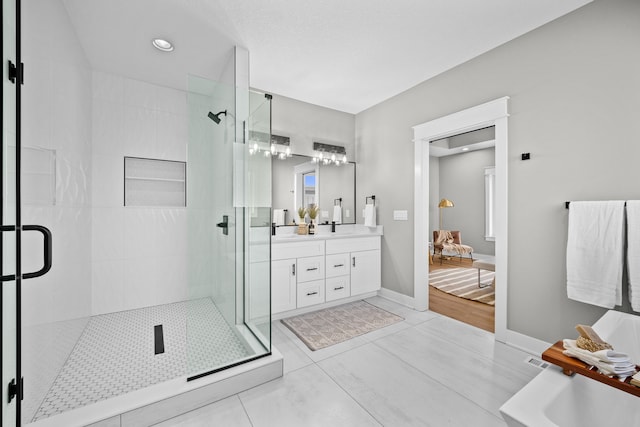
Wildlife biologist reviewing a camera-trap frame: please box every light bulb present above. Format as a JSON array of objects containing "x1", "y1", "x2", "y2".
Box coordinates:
[
  {"x1": 285, "y1": 147, "x2": 291, "y2": 156},
  {"x1": 342, "y1": 155, "x2": 347, "y2": 163}
]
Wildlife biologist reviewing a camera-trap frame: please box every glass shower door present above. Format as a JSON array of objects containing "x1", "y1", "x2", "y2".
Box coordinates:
[
  {"x1": 2, "y1": 0, "x2": 19, "y2": 424},
  {"x1": 186, "y1": 75, "x2": 272, "y2": 379}
]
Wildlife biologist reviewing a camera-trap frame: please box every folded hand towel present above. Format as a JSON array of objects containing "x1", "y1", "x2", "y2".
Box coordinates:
[
  {"x1": 333, "y1": 205, "x2": 342, "y2": 224},
  {"x1": 563, "y1": 339, "x2": 631, "y2": 364},
  {"x1": 563, "y1": 339, "x2": 637, "y2": 377},
  {"x1": 626, "y1": 201, "x2": 640, "y2": 311},
  {"x1": 273, "y1": 209, "x2": 286, "y2": 226},
  {"x1": 566, "y1": 201, "x2": 625, "y2": 308},
  {"x1": 364, "y1": 204, "x2": 376, "y2": 228}
]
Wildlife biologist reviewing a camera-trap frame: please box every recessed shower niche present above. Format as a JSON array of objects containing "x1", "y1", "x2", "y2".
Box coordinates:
[{"x1": 124, "y1": 157, "x2": 186, "y2": 207}]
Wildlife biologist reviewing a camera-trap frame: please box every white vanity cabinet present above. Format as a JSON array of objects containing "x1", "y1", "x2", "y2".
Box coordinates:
[
  {"x1": 271, "y1": 240, "x2": 325, "y2": 315},
  {"x1": 271, "y1": 234, "x2": 381, "y2": 316},
  {"x1": 326, "y1": 236, "x2": 381, "y2": 296},
  {"x1": 271, "y1": 258, "x2": 297, "y2": 313}
]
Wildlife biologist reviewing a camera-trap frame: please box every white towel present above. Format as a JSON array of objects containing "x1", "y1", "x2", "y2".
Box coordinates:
[
  {"x1": 627, "y1": 201, "x2": 640, "y2": 311},
  {"x1": 566, "y1": 201, "x2": 625, "y2": 308},
  {"x1": 273, "y1": 209, "x2": 285, "y2": 226},
  {"x1": 364, "y1": 204, "x2": 376, "y2": 228},
  {"x1": 333, "y1": 205, "x2": 342, "y2": 224},
  {"x1": 562, "y1": 339, "x2": 636, "y2": 378}
]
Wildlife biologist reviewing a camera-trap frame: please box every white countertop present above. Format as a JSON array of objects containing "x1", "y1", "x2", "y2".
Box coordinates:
[{"x1": 272, "y1": 224, "x2": 383, "y2": 243}]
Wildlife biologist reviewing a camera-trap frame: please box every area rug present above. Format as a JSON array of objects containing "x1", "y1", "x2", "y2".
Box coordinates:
[
  {"x1": 429, "y1": 267, "x2": 495, "y2": 306},
  {"x1": 280, "y1": 300, "x2": 404, "y2": 351}
]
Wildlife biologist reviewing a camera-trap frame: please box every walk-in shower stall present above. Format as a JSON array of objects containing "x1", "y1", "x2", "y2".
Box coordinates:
[{"x1": 2, "y1": 1, "x2": 273, "y2": 425}]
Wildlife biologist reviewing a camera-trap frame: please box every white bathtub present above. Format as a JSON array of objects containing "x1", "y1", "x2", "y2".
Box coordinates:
[{"x1": 500, "y1": 310, "x2": 640, "y2": 427}]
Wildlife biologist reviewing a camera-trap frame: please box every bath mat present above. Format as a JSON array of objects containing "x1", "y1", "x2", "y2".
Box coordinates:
[
  {"x1": 280, "y1": 300, "x2": 404, "y2": 351},
  {"x1": 429, "y1": 267, "x2": 495, "y2": 305}
]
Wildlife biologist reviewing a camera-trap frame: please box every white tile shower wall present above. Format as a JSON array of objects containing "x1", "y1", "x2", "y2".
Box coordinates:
[
  {"x1": 91, "y1": 71, "x2": 188, "y2": 315},
  {"x1": 21, "y1": 0, "x2": 94, "y2": 423}
]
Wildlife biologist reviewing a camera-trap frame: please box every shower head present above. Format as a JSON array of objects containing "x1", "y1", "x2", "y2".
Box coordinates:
[{"x1": 207, "y1": 110, "x2": 227, "y2": 124}]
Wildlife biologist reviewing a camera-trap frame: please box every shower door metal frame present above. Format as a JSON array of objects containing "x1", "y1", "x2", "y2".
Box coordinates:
[
  {"x1": 2, "y1": 1, "x2": 54, "y2": 424},
  {"x1": 2, "y1": 0, "x2": 24, "y2": 424}
]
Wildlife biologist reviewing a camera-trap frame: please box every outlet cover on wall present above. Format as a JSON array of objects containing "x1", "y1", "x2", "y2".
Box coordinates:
[
  {"x1": 393, "y1": 210, "x2": 408, "y2": 221},
  {"x1": 321, "y1": 210, "x2": 329, "y2": 219},
  {"x1": 345, "y1": 209, "x2": 350, "y2": 217}
]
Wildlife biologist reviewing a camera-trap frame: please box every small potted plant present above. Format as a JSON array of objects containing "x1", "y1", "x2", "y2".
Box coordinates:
[
  {"x1": 307, "y1": 204, "x2": 319, "y2": 235},
  {"x1": 297, "y1": 207, "x2": 308, "y2": 235}
]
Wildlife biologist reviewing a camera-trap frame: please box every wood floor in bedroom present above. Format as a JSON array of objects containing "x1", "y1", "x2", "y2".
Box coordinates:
[{"x1": 429, "y1": 256, "x2": 495, "y2": 333}]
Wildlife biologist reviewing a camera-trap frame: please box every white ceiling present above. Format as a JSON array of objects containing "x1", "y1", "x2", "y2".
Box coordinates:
[{"x1": 64, "y1": 0, "x2": 592, "y2": 114}]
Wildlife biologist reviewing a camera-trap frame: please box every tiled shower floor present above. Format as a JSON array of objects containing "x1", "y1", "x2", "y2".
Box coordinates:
[{"x1": 32, "y1": 298, "x2": 255, "y2": 422}]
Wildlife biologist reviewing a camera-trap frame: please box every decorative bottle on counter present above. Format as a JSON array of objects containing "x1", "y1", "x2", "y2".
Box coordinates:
[{"x1": 308, "y1": 220, "x2": 315, "y2": 235}]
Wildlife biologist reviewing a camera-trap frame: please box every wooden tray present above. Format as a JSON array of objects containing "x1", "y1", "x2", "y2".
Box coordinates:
[{"x1": 542, "y1": 340, "x2": 640, "y2": 398}]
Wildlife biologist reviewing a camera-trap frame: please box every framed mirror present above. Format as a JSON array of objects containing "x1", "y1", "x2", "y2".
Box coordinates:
[{"x1": 272, "y1": 154, "x2": 356, "y2": 225}]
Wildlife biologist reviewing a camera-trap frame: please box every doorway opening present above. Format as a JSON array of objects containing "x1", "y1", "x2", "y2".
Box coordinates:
[{"x1": 413, "y1": 97, "x2": 509, "y2": 341}]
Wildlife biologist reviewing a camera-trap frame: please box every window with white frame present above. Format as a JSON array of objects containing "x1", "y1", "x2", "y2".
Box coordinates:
[{"x1": 484, "y1": 166, "x2": 496, "y2": 241}]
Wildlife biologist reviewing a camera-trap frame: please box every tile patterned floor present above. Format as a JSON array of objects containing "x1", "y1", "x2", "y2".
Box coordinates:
[
  {"x1": 32, "y1": 298, "x2": 253, "y2": 422},
  {"x1": 156, "y1": 296, "x2": 543, "y2": 427}
]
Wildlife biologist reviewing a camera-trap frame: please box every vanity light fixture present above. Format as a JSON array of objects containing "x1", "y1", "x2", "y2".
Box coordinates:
[
  {"x1": 461, "y1": 147, "x2": 470, "y2": 152},
  {"x1": 312, "y1": 142, "x2": 347, "y2": 166},
  {"x1": 248, "y1": 132, "x2": 292, "y2": 160},
  {"x1": 152, "y1": 38, "x2": 174, "y2": 52}
]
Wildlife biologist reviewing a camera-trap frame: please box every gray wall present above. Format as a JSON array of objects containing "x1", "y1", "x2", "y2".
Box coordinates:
[
  {"x1": 355, "y1": 0, "x2": 640, "y2": 342},
  {"x1": 438, "y1": 148, "x2": 495, "y2": 256}
]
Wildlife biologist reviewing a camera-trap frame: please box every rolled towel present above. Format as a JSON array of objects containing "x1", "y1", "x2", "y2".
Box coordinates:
[
  {"x1": 562, "y1": 339, "x2": 637, "y2": 378},
  {"x1": 273, "y1": 209, "x2": 285, "y2": 226},
  {"x1": 563, "y1": 339, "x2": 630, "y2": 364},
  {"x1": 364, "y1": 204, "x2": 376, "y2": 228},
  {"x1": 333, "y1": 205, "x2": 342, "y2": 224}
]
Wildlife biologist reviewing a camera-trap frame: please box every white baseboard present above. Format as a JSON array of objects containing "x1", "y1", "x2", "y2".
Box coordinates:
[
  {"x1": 377, "y1": 287, "x2": 415, "y2": 309},
  {"x1": 502, "y1": 329, "x2": 551, "y2": 357}
]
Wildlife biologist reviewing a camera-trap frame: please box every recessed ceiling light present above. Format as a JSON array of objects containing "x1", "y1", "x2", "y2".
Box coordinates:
[{"x1": 152, "y1": 38, "x2": 174, "y2": 52}]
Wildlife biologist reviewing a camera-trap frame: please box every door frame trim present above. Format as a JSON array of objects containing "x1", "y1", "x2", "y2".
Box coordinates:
[{"x1": 412, "y1": 97, "x2": 509, "y2": 342}]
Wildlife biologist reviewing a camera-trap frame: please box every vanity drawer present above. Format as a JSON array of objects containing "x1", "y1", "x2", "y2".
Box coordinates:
[
  {"x1": 297, "y1": 256, "x2": 325, "y2": 283},
  {"x1": 326, "y1": 276, "x2": 350, "y2": 302},
  {"x1": 297, "y1": 280, "x2": 325, "y2": 308},
  {"x1": 326, "y1": 253, "x2": 350, "y2": 278}
]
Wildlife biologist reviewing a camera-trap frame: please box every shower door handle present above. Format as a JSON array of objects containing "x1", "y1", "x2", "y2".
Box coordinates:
[
  {"x1": 1, "y1": 224, "x2": 52, "y2": 281},
  {"x1": 216, "y1": 215, "x2": 229, "y2": 235},
  {"x1": 23, "y1": 225, "x2": 53, "y2": 279}
]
